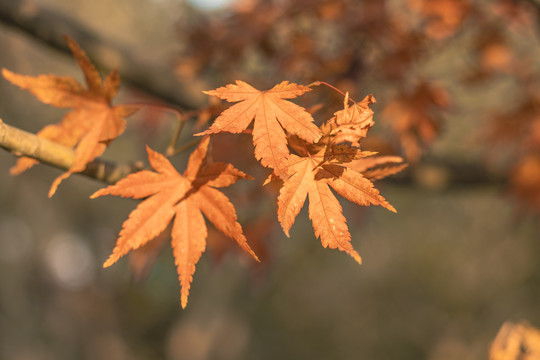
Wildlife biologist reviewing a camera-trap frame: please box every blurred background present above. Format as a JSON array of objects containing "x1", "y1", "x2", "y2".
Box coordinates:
[{"x1": 1, "y1": 0, "x2": 540, "y2": 359}]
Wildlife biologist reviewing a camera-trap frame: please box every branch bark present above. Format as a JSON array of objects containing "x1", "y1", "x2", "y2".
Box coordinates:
[{"x1": 0, "y1": 118, "x2": 140, "y2": 184}]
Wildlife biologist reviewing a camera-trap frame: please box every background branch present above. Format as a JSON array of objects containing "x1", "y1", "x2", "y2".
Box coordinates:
[
  {"x1": 0, "y1": 0, "x2": 205, "y2": 110},
  {"x1": 0, "y1": 118, "x2": 140, "y2": 184}
]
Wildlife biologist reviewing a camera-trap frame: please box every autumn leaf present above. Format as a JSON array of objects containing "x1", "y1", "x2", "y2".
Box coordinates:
[
  {"x1": 2, "y1": 36, "x2": 139, "y2": 197},
  {"x1": 255, "y1": 88, "x2": 403, "y2": 263},
  {"x1": 90, "y1": 137, "x2": 258, "y2": 308},
  {"x1": 322, "y1": 93, "x2": 376, "y2": 147},
  {"x1": 277, "y1": 145, "x2": 397, "y2": 264},
  {"x1": 348, "y1": 155, "x2": 408, "y2": 181},
  {"x1": 197, "y1": 81, "x2": 322, "y2": 178}
]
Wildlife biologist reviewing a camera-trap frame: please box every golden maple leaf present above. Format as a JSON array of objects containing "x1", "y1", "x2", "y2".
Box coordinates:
[
  {"x1": 2, "y1": 36, "x2": 139, "y2": 197},
  {"x1": 198, "y1": 80, "x2": 322, "y2": 178},
  {"x1": 91, "y1": 137, "x2": 258, "y2": 308}
]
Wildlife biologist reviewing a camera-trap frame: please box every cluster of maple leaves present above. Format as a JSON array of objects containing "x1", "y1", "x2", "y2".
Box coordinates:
[
  {"x1": 179, "y1": 0, "x2": 540, "y2": 167},
  {"x1": 178, "y1": 0, "x2": 470, "y2": 162},
  {"x1": 182, "y1": 0, "x2": 540, "y2": 217},
  {"x1": 2, "y1": 37, "x2": 405, "y2": 307},
  {"x1": 4, "y1": 0, "x2": 540, "y2": 308}
]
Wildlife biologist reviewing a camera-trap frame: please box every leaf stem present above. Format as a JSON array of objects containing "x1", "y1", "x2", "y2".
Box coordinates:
[
  {"x1": 124, "y1": 102, "x2": 188, "y2": 156},
  {"x1": 167, "y1": 116, "x2": 186, "y2": 156},
  {"x1": 125, "y1": 102, "x2": 184, "y2": 119},
  {"x1": 170, "y1": 138, "x2": 202, "y2": 157},
  {"x1": 308, "y1": 81, "x2": 357, "y2": 103}
]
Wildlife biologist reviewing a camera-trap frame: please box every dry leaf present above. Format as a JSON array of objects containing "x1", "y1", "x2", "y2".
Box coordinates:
[
  {"x1": 197, "y1": 81, "x2": 322, "y2": 178},
  {"x1": 2, "y1": 36, "x2": 139, "y2": 196},
  {"x1": 323, "y1": 93, "x2": 376, "y2": 147},
  {"x1": 91, "y1": 137, "x2": 258, "y2": 308},
  {"x1": 277, "y1": 145, "x2": 396, "y2": 264}
]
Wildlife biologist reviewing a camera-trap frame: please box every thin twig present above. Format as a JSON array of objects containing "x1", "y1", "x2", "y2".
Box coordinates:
[
  {"x1": 167, "y1": 116, "x2": 187, "y2": 156},
  {"x1": 124, "y1": 102, "x2": 186, "y2": 156},
  {"x1": 0, "y1": 0, "x2": 205, "y2": 110},
  {"x1": 170, "y1": 138, "x2": 202, "y2": 157}
]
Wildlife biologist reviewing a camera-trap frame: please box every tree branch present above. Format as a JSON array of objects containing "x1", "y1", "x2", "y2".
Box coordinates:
[
  {"x1": 0, "y1": 115, "x2": 506, "y2": 191},
  {"x1": 386, "y1": 160, "x2": 505, "y2": 190},
  {"x1": 0, "y1": 0, "x2": 205, "y2": 110},
  {"x1": 0, "y1": 118, "x2": 140, "y2": 184}
]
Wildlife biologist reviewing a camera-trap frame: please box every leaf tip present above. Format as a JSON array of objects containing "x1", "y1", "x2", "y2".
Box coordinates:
[
  {"x1": 103, "y1": 256, "x2": 118, "y2": 268},
  {"x1": 2, "y1": 68, "x2": 20, "y2": 86},
  {"x1": 249, "y1": 250, "x2": 261, "y2": 263},
  {"x1": 346, "y1": 248, "x2": 363, "y2": 264},
  {"x1": 89, "y1": 190, "x2": 102, "y2": 199},
  {"x1": 49, "y1": 172, "x2": 72, "y2": 198},
  {"x1": 64, "y1": 35, "x2": 83, "y2": 56},
  {"x1": 281, "y1": 227, "x2": 291, "y2": 238},
  {"x1": 352, "y1": 252, "x2": 363, "y2": 265},
  {"x1": 48, "y1": 183, "x2": 59, "y2": 198},
  {"x1": 144, "y1": 144, "x2": 161, "y2": 160},
  {"x1": 1, "y1": 68, "x2": 11, "y2": 78},
  {"x1": 236, "y1": 236, "x2": 260, "y2": 263}
]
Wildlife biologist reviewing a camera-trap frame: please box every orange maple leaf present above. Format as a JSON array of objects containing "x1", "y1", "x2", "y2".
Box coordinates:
[
  {"x1": 197, "y1": 81, "x2": 322, "y2": 178},
  {"x1": 322, "y1": 93, "x2": 376, "y2": 147},
  {"x1": 347, "y1": 155, "x2": 408, "y2": 181},
  {"x1": 2, "y1": 36, "x2": 139, "y2": 197},
  {"x1": 277, "y1": 144, "x2": 397, "y2": 264},
  {"x1": 90, "y1": 137, "x2": 259, "y2": 308}
]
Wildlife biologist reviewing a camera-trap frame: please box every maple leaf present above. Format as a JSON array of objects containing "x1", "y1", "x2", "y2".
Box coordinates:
[
  {"x1": 277, "y1": 145, "x2": 397, "y2": 264},
  {"x1": 347, "y1": 155, "x2": 408, "y2": 181},
  {"x1": 322, "y1": 93, "x2": 376, "y2": 147},
  {"x1": 2, "y1": 36, "x2": 139, "y2": 197},
  {"x1": 90, "y1": 137, "x2": 258, "y2": 308},
  {"x1": 197, "y1": 80, "x2": 322, "y2": 178}
]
